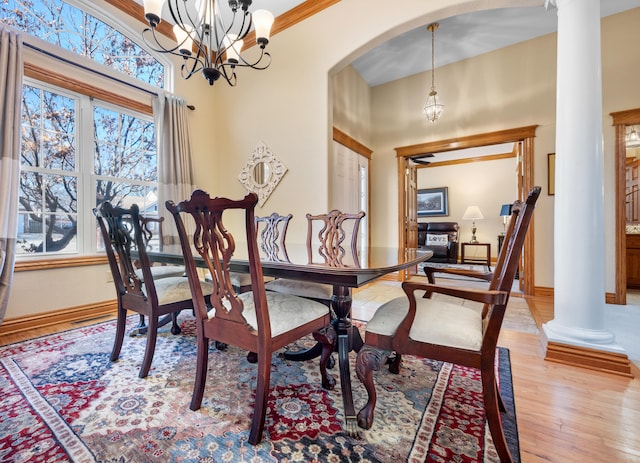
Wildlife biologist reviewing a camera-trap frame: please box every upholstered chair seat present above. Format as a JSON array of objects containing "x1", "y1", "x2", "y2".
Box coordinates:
[
  {"x1": 365, "y1": 296, "x2": 483, "y2": 351},
  {"x1": 211, "y1": 291, "x2": 330, "y2": 337},
  {"x1": 264, "y1": 278, "x2": 333, "y2": 300}
]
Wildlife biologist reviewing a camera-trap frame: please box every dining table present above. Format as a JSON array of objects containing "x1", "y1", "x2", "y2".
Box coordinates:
[{"x1": 144, "y1": 243, "x2": 432, "y2": 436}]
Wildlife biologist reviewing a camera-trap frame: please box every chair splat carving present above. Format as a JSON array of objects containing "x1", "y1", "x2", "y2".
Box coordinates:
[{"x1": 307, "y1": 210, "x2": 365, "y2": 267}]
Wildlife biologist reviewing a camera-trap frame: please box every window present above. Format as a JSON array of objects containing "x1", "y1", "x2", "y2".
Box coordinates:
[
  {"x1": 1, "y1": 0, "x2": 165, "y2": 87},
  {"x1": 2, "y1": 0, "x2": 166, "y2": 257},
  {"x1": 18, "y1": 80, "x2": 157, "y2": 256}
]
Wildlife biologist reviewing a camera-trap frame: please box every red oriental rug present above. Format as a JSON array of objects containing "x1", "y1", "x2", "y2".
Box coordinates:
[{"x1": 0, "y1": 314, "x2": 519, "y2": 462}]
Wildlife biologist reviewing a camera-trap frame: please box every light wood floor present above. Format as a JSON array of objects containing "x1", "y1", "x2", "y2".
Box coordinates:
[{"x1": 2, "y1": 285, "x2": 639, "y2": 462}]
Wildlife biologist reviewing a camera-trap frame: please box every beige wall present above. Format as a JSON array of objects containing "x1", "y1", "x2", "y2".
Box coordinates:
[
  {"x1": 417, "y1": 158, "x2": 518, "y2": 260},
  {"x1": 6, "y1": 1, "x2": 640, "y2": 321},
  {"x1": 332, "y1": 65, "x2": 372, "y2": 147}
]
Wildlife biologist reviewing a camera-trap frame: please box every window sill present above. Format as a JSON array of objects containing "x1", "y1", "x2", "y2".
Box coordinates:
[{"x1": 15, "y1": 255, "x2": 108, "y2": 272}]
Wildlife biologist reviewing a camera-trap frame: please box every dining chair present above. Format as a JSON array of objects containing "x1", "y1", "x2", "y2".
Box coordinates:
[
  {"x1": 165, "y1": 190, "x2": 336, "y2": 445},
  {"x1": 355, "y1": 186, "x2": 540, "y2": 463},
  {"x1": 226, "y1": 212, "x2": 293, "y2": 294},
  {"x1": 95, "y1": 201, "x2": 213, "y2": 378},
  {"x1": 265, "y1": 209, "x2": 365, "y2": 304},
  {"x1": 264, "y1": 209, "x2": 365, "y2": 362}
]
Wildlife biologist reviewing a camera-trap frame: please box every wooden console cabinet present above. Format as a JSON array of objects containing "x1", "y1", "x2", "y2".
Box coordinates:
[{"x1": 626, "y1": 234, "x2": 640, "y2": 288}]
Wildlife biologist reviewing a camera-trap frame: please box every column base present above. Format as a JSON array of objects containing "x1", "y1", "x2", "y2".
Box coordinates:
[{"x1": 541, "y1": 323, "x2": 633, "y2": 377}]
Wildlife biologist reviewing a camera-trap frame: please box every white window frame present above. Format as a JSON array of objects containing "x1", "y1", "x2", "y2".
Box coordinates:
[{"x1": 19, "y1": 78, "x2": 158, "y2": 257}]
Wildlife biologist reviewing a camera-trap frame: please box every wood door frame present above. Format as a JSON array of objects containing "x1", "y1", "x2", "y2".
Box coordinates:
[
  {"x1": 611, "y1": 108, "x2": 640, "y2": 305},
  {"x1": 396, "y1": 125, "x2": 538, "y2": 296}
]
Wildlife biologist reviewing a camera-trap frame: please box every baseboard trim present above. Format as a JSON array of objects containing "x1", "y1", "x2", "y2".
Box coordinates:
[
  {"x1": 542, "y1": 336, "x2": 634, "y2": 378},
  {"x1": 534, "y1": 286, "x2": 553, "y2": 297},
  {"x1": 535, "y1": 288, "x2": 617, "y2": 305},
  {"x1": 0, "y1": 300, "x2": 117, "y2": 337}
]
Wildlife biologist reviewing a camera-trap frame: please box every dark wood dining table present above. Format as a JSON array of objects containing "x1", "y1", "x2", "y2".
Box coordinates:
[{"x1": 144, "y1": 243, "x2": 432, "y2": 436}]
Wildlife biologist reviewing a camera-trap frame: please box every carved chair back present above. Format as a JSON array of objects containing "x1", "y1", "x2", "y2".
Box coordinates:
[
  {"x1": 306, "y1": 210, "x2": 365, "y2": 268},
  {"x1": 166, "y1": 190, "x2": 268, "y2": 337},
  {"x1": 255, "y1": 212, "x2": 292, "y2": 262},
  {"x1": 95, "y1": 202, "x2": 157, "y2": 303}
]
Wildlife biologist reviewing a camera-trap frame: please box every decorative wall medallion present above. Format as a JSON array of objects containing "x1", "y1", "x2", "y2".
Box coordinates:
[{"x1": 238, "y1": 141, "x2": 288, "y2": 207}]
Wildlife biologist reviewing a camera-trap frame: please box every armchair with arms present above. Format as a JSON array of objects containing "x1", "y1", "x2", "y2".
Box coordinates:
[{"x1": 355, "y1": 186, "x2": 540, "y2": 463}]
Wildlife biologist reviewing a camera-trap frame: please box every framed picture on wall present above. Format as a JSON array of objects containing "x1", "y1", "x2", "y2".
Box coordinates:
[{"x1": 417, "y1": 187, "x2": 449, "y2": 217}]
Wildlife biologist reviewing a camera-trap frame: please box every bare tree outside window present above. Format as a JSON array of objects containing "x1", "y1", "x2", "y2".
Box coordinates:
[
  {"x1": 18, "y1": 84, "x2": 157, "y2": 254},
  {"x1": 1, "y1": 0, "x2": 164, "y2": 87}
]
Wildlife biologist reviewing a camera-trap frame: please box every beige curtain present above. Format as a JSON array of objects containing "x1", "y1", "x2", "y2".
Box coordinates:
[
  {"x1": 153, "y1": 94, "x2": 196, "y2": 245},
  {"x1": 0, "y1": 27, "x2": 23, "y2": 324}
]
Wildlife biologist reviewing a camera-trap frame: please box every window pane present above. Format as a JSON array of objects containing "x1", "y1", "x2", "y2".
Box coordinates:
[
  {"x1": 1, "y1": 0, "x2": 165, "y2": 87},
  {"x1": 45, "y1": 174, "x2": 77, "y2": 213},
  {"x1": 19, "y1": 171, "x2": 44, "y2": 213},
  {"x1": 93, "y1": 106, "x2": 157, "y2": 183},
  {"x1": 96, "y1": 181, "x2": 151, "y2": 210},
  {"x1": 17, "y1": 212, "x2": 77, "y2": 254},
  {"x1": 21, "y1": 86, "x2": 76, "y2": 171},
  {"x1": 18, "y1": 170, "x2": 78, "y2": 254}
]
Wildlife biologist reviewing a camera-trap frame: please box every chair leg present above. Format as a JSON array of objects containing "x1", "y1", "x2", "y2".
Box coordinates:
[
  {"x1": 313, "y1": 325, "x2": 336, "y2": 390},
  {"x1": 248, "y1": 348, "x2": 272, "y2": 445},
  {"x1": 139, "y1": 314, "x2": 159, "y2": 378},
  {"x1": 355, "y1": 345, "x2": 389, "y2": 430},
  {"x1": 110, "y1": 305, "x2": 127, "y2": 362},
  {"x1": 388, "y1": 352, "x2": 402, "y2": 374},
  {"x1": 170, "y1": 311, "x2": 182, "y2": 335},
  {"x1": 482, "y1": 369, "x2": 513, "y2": 463},
  {"x1": 190, "y1": 335, "x2": 210, "y2": 411}
]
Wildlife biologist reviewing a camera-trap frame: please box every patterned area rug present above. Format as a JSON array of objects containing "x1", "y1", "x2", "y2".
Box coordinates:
[{"x1": 0, "y1": 315, "x2": 520, "y2": 462}]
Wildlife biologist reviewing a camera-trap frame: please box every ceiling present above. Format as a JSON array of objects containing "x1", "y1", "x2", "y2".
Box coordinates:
[
  {"x1": 351, "y1": 0, "x2": 640, "y2": 87},
  {"x1": 135, "y1": 1, "x2": 640, "y2": 87}
]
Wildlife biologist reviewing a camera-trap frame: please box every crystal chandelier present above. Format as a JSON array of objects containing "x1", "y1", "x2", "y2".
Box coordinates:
[
  {"x1": 142, "y1": 0, "x2": 274, "y2": 86},
  {"x1": 423, "y1": 23, "x2": 444, "y2": 123}
]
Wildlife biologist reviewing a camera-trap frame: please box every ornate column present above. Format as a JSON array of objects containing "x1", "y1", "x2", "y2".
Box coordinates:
[{"x1": 542, "y1": 0, "x2": 629, "y2": 374}]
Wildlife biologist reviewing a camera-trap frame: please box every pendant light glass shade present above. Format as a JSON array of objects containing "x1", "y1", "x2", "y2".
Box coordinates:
[{"x1": 423, "y1": 23, "x2": 444, "y2": 123}]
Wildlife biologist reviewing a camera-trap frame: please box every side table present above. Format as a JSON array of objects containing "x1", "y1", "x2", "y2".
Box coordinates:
[{"x1": 461, "y1": 242, "x2": 491, "y2": 271}]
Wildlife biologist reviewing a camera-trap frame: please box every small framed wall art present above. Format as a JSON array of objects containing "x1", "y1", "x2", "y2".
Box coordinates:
[{"x1": 417, "y1": 187, "x2": 449, "y2": 217}]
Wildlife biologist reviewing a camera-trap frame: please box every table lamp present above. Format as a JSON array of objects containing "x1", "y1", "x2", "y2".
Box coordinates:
[
  {"x1": 500, "y1": 203, "x2": 512, "y2": 234},
  {"x1": 463, "y1": 205, "x2": 484, "y2": 243}
]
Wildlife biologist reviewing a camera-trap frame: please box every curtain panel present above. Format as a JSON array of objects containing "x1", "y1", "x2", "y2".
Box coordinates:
[
  {"x1": 154, "y1": 94, "x2": 196, "y2": 245},
  {"x1": 0, "y1": 26, "x2": 23, "y2": 324}
]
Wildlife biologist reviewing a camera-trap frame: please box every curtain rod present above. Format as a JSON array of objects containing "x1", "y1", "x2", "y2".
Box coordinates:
[{"x1": 24, "y1": 42, "x2": 195, "y2": 110}]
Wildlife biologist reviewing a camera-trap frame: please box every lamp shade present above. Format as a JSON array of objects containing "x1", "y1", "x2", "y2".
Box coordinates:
[
  {"x1": 463, "y1": 205, "x2": 484, "y2": 221},
  {"x1": 500, "y1": 204, "x2": 512, "y2": 217}
]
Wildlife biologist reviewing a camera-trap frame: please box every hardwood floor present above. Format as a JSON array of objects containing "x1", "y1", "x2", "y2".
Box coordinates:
[{"x1": 2, "y1": 285, "x2": 639, "y2": 462}]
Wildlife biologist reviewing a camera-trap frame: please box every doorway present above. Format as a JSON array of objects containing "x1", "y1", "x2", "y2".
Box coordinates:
[
  {"x1": 612, "y1": 108, "x2": 640, "y2": 305},
  {"x1": 396, "y1": 126, "x2": 537, "y2": 296}
]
